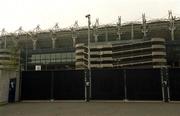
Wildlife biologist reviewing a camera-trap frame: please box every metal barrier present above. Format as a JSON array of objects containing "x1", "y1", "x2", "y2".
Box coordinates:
[{"x1": 20, "y1": 68, "x2": 180, "y2": 102}]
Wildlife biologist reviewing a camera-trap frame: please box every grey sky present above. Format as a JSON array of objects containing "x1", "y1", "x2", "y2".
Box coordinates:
[{"x1": 0, "y1": 0, "x2": 179, "y2": 32}]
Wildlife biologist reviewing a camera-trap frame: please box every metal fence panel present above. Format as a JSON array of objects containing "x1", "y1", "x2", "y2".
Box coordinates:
[
  {"x1": 53, "y1": 70, "x2": 85, "y2": 100},
  {"x1": 21, "y1": 71, "x2": 52, "y2": 100},
  {"x1": 91, "y1": 69, "x2": 125, "y2": 100},
  {"x1": 126, "y1": 68, "x2": 162, "y2": 100},
  {"x1": 169, "y1": 68, "x2": 180, "y2": 101}
]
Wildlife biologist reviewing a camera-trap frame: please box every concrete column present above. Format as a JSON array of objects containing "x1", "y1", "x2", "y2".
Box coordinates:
[
  {"x1": 105, "y1": 27, "x2": 108, "y2": 42},
  {"x1": 72, "y1": 37, "x2": 77, "y2": 47},
  {"x1": 0, "y1": 70, "x2": 9, "y2": 104},
  {"x1": 32, "y1": 39, "x2": 37, "y2": 50},
  {"x1": 131, "y1": 23, "x2": 134, "y2": 40},
  {"x1": 117, "y1": 33, "x2": 121, "y2": 41},
  {"x1": 0, "y1": 70, "x2": 20, "y2": 104},
  {"x1": 94, "y1": 34, "x2": 98, "y2": 43},
  {"x1": 170, "y1": 29, "x2": 175, "y2": 41}
]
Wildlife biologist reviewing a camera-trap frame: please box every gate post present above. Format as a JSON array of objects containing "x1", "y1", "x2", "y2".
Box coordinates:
[
  {"x1": 50, "y1": 71, "x2": 54, "y2": 101},
  {"x1": 160, "y1": 67, "x2": 170, "y2": 102},
  {"x1": 123, "y1": 69, "x2": 128, "y2": 101},
  {"x1": 85, "y1": 70, "x2": 90, "y2": 102}
]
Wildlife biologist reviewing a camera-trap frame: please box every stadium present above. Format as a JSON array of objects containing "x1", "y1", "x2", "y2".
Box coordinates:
[{"x1": 0, "y1": 11, "x2": 180, "y2": 104}]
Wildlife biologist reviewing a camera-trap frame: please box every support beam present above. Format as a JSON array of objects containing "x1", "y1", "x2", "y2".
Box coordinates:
[
  {"x1": 71, "y1": 21, "x2": 79, "y2": 47},
  {"x1": 72, "y1": 36, "x2": 76, "y2": 47},
  {"x1": 13, "y1": 26, "x2": 25, "y2": 47},
  {"x1": 30, "y1": 25, "x2": 41, "y2": 50},
  {"x1": 52, "y1": 37, "x2": 56, "y2": 49},
  {"x1": 142, "y1": 13, "x2": 148, "y2": 39},
  {"x1": 93, "y1": 18, "x2": 99, "y2": 43},
  {"x1": 1, "y1": 28, "x2": 7, "y2": 49},
  {"x1": 131, "y1": 23, "x2": 134, "y2": 40},
  {"x1": 117, "y1": 16, "x2": 122, "y2": 40},
  {"x1": 32, "y1": 39, "x2": 37, "y2": 50},
  {"x1": 51, "y1": 23, "x2": 60, "y2": 49},
  {"x1": 105, "y1": 26, "x2": 108, "y2": 42},
  {"x1": 168, "y1": 10, "x2": 176, "y2": 41}
]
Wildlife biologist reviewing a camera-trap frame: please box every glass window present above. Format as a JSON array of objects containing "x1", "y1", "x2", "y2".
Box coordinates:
[
  {"x1": 51, "y1": 54, "x2": 56, "y2": 63},
  {"x1": 41, "y1": 54, "x2": 46, "y2": 60},
  {"x1": 45, "y1": 54, "x2": 51, "y2": 59},
  {"x1": 31, "y1": 55, "x2": 36, "y2": 60},
  {"x1": 36, "y1": 55, "x2": 41, "y2": 60}
]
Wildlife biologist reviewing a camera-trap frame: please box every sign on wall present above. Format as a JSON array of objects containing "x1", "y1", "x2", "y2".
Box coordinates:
[{"x1": 35, "y1": 65, "x2": 41, "y2": 71}]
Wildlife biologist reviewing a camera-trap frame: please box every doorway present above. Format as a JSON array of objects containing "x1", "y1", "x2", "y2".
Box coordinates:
[{"x1": 8, "y1": 78, "x2": 16, "y2": 103}]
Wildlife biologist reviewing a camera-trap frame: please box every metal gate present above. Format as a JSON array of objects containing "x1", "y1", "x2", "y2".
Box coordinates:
[{"x1": 91, "y1": 69, "x2": 125, "y2": 100}]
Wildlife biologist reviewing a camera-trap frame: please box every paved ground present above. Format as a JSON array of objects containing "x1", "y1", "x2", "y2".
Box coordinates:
[{"x1": 0, "y1": 102, "x2": 180, "y2": 116}]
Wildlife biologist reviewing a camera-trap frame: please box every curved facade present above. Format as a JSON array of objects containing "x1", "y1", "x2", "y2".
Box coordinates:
[
  {"x1": 112, "y1": 38, "x2": 166, "y2": 68},
  {"x1": 75, "y1": 38, "x2": 166, "y2": 69},
  {"x1": 0, "y1": 49, "x2": 19, "y2": 69}
]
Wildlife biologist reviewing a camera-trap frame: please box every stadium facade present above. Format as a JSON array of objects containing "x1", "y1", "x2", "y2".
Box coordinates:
[{"x1": 0, "y1": 11, "x2": 180, "y2": 103}]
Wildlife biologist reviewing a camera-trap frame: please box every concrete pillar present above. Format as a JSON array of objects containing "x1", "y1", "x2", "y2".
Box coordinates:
[
  {"x1": 117, "y1": 33, "x2": 121, "y2": 41},
  {"x1": 105, "y1": 27, "x2": 108, "y2": 42},
  {"x1": 170, "y1": 29, "x2": 175, "y2": 41},
  {"x1": 72, "y1": 37, "x2": 77, "y2": 47},
  {"x1": 94, "y1": 34, "x2": 98, "y2": 43},
  {"x1": 52, "y1": 37, "x2": 56, "y2": 49},
  {"x1": 0, "y1": 70, "x2": 9, "y2": 104},
  {"x1": 131, "y1": 23, "x2": 134, "y2": 40},
  {"x1": 0, "y1": 70, "x2": 20, "y2": 104},
  {"x1": 32, "y1": 39, "x2": 37, "y2": 50}
]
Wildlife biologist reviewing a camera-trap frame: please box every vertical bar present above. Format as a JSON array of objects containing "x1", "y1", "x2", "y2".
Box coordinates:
[
  {"x1": 124, "y1": 69, "x2": 127, "y2": 101},
  {"x1": 4, "y1": 36, "x2": 7, "y2": 49},
  {"x1": 105, "y1": 27, "x2": 108, "y2": 42},
  {"x1": 161, "y1": 67, "x2": 169, "y2": 102},
  {"x1": 167, "y1": 83, "x2": 170, "y2": 102},
  {"x1": 50, "y1": 71, "x2": 54, "y2": 101},
  {"x1": 19, "y1": 71, "x2": 22, "y2": 101},
  {"x1": 160, "y1": 68, "x2": 165, "y2": 102},
  {"x1": 84, "y1": 70, "x2": 87, "y2": 101},
  {"x1": 165, "y1": 68, "x2": 170, "y2": 102},
  {"x1": 25, "y1": 39, "x2": 28, "y2": 71},
  {"x1": 131, "y1": 23, "x2": 134, "y2": 40},
  {"x1": 89, "y1": 69, "x2": 92, "y2": 99},
  {"x1": 85, "y1": 70, "x2": 90, "y2": 102},
  {"x1": 85, "y1": 14, "x2": 91, "y2": 102}
]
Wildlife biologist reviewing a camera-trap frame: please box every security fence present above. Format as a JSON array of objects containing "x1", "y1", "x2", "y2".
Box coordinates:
[{"x1": 20, "y1": 68, "x2": 180, "y2": 102}]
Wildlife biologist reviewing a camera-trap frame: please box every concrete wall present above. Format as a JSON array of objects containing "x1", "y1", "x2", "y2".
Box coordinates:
[{"x1": 0, "y1": 70, "x2": 20, "y2": 104}]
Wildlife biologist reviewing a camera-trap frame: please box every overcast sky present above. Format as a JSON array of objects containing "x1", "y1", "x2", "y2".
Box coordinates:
[{"x1": 0, "y1": 0, "x2": 179, "y2": 32}]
